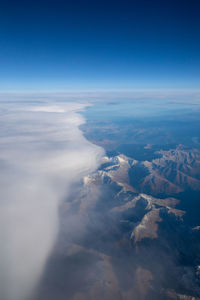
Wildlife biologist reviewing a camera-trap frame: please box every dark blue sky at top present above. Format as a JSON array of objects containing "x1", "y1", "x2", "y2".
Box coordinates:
[{"x1": 0, "y1": 0, "x2": 200, "y2": 91}]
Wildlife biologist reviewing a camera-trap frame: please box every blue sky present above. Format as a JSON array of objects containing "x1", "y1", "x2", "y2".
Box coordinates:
[{"x1": 0, "y1": 0, "x2": 200, "y2": 91}]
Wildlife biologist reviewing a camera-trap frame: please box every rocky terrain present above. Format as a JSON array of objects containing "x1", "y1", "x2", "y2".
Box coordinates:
[{"x1": 35, "y1": 146, "x2": 200, "y2": 300}]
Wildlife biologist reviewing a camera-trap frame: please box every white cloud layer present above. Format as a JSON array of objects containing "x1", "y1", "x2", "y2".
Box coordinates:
[{"x1": 0, "y1": 100, "x2": 104, "y2": 300}]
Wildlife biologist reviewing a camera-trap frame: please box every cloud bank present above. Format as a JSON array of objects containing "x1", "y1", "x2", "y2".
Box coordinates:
[{"x1": 0, "y1": 100, "x2": 104, "y2": 300}]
